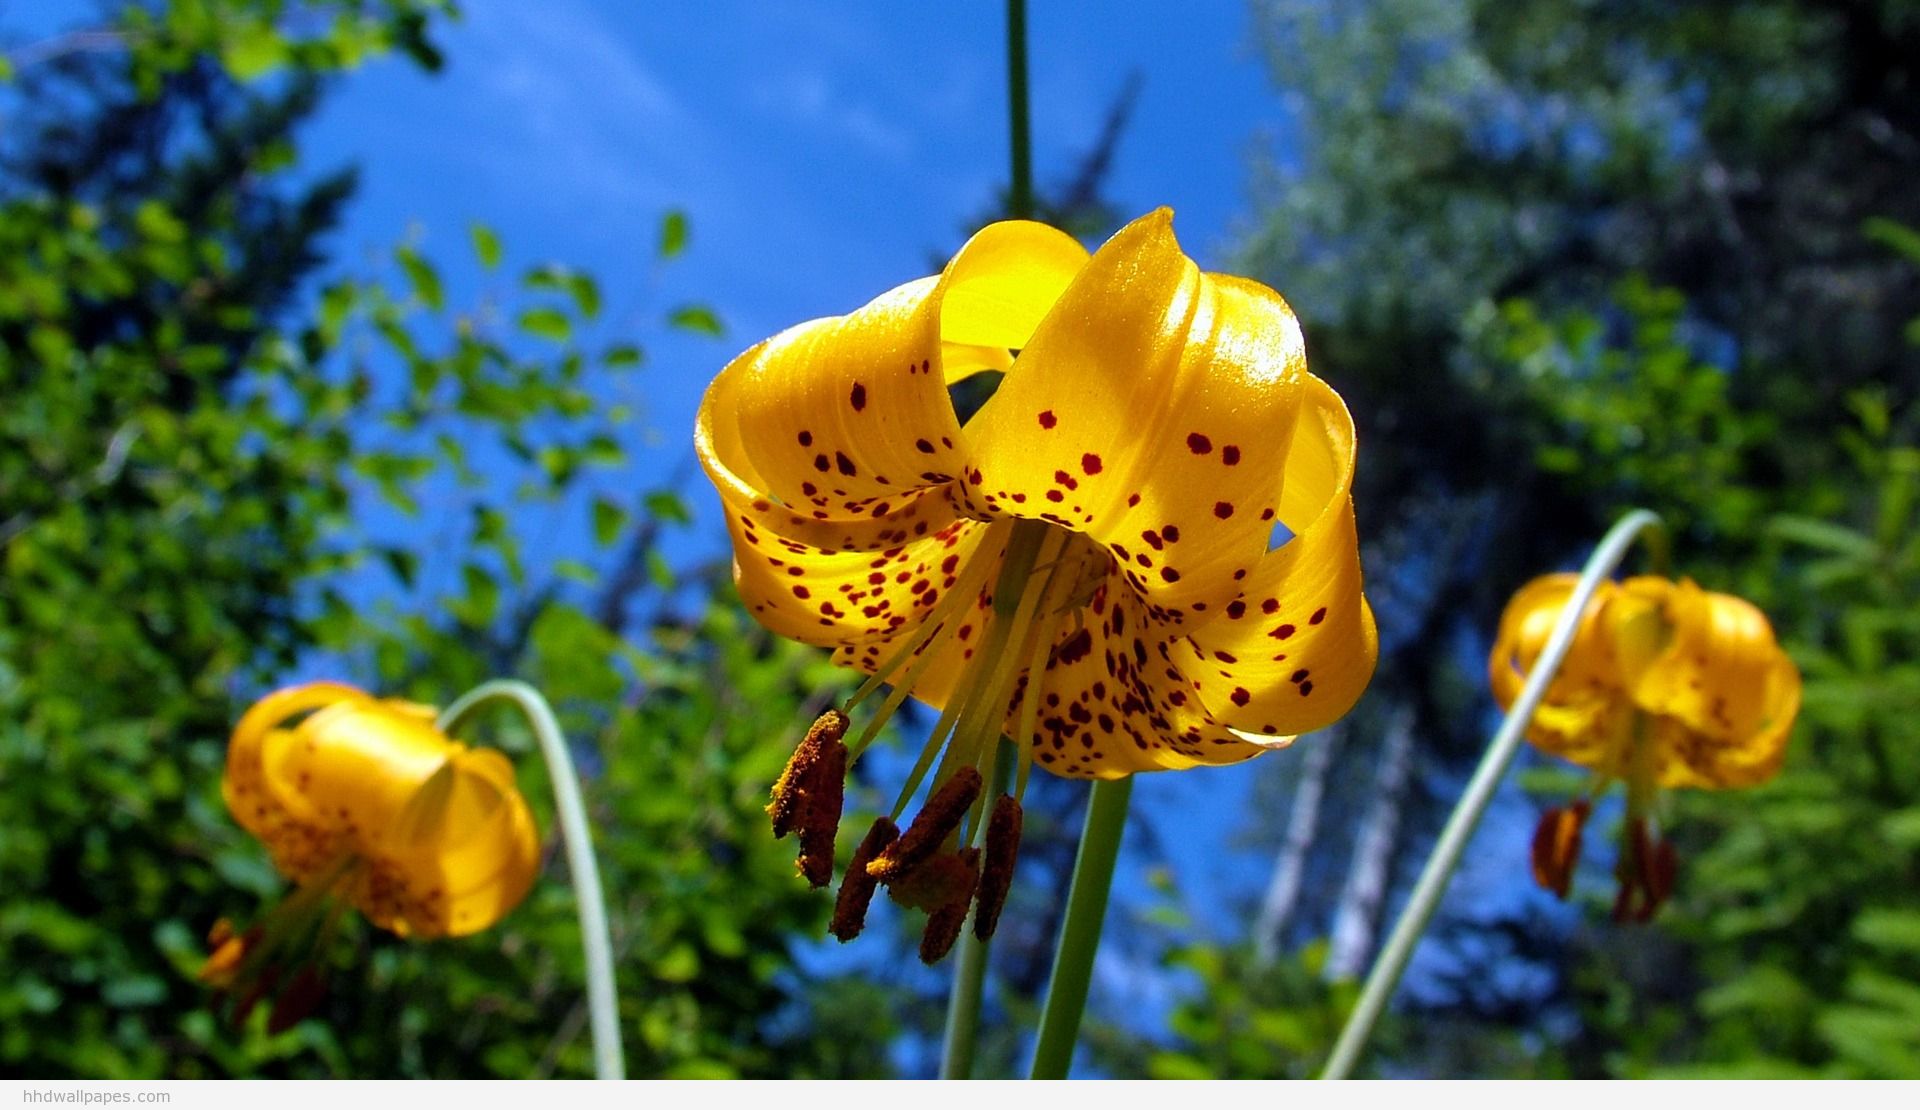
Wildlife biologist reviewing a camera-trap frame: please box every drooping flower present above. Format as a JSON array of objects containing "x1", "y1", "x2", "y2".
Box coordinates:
[
  {"x1": 696, "y1": 210, "x2": 1377, "y2": 958},
  {"x1": 1489, "y1": 574, "x2": 1801, "y2": 920},
  {"x1": 204, "y1": 681, "x2": 540, "y2": 1026}
]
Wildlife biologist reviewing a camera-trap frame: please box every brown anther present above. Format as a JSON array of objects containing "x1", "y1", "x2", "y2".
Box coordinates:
[
  {"x1": 831, "y1": 817, "x2": 899, "y2": 942},
  {"x1": 973, "y1": 794, "x2": 1024, "y2": 940},
  {"x1": 768, "y1": 709, "x2": 848, "y2": 839},
  {"x1": 1529, "y1": 799, "x2": 1590, "y2": 900},
  {"x1": 796, "y1": 740, "x2": 847, "y2": 889},
  {"x1": 1611, "y1": 817, "x2": 1675, "y2": 924},
  {"x1": 919, "y1": 848, "x2": 981, "y2": 965},
  {"x1": 886, "y1": 850, "x2": 979, "y2": 912},
  {"x1": 868, "y1": 766, "x2": 983, "y2": 882}
]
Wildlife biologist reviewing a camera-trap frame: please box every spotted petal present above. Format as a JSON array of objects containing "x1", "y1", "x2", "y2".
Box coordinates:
[
  {"x1": 1163, "y1": 375, "x2": 1378, "y2": 737},
  {"x1": 958, "y1": 211, "x2": 1311, "y2": 621}
]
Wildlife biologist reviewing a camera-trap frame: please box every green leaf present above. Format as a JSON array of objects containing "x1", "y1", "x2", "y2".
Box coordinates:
[
  {"x1": 644, "y1": 490, "x2": 691, "y2": 525},
  {"x1": 396, "y1": 247, "x2": 444, "y2": 310},
  {"x1": 517, "y1": 306, "x2": 572, "y2": 343},
  {"x1": 1853, "y1": 909, "x2": 1920, "y2": 953},
  {"x1": 602, "y1": 343, "x2": 644, "y2": 369},
  {"x1": 659, "y1": 209, "x2": 690, "y2": 259},
  {"x1": 591, "y1": 497, "x2": 626, "y2": 546},
  {"x1": 668, "y1": 304, "x2": 724, "y2": 337},
  {"x1": 470, "y1": 223, "x2": 503, "y2": 269}
]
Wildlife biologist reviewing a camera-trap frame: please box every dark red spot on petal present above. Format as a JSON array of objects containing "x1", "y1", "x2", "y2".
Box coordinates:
[
  {"x1": 1222, "y1": 445, "x2": 1241, "y2": 465},
  {"x1": 1082, "y1": 453, "x2": 1103, "y2": 475},
  {"x1": 1038, "y1": 411, "x2": 1057, "y2": 429},
  {"x1": 1213, "y1": 501, "x2": 1234, "y2": 519},
  {"x1": 850, "y1": 383, "x2": 867, "y2": 411},
  {"x1": 798, "y1": 430, "x2": 813, "y2": 447},
  {"x1": 1187, "y1": 432, "x2": 1212, "y2": 454}
]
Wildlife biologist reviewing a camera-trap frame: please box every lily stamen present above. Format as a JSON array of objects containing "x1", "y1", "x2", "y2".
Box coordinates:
[
  {"x1": 830, "y1": 817, "x2": 899, "y2": 942},
  {"x1": 974, "y1": 794, "x2": 1024, "y2": 940},
  {"x1": 870, "y1": 766, "x2": 983, "y2": 882}
]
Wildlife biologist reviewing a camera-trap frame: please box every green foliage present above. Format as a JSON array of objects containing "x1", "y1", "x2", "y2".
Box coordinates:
[{"x1": 0, "y1": 0, "x2": 879, "y2": 1079}]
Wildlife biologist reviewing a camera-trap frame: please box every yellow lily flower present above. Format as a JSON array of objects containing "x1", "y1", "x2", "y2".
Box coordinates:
[
  {"x1": 205, "y1": 682, "x2": 540, "y2": 1025},
  {"x1": 696, "y1": 210, "x2": 1377, "y2": 958},
  {"x1": 1489, "y1": 574, "x2": 1801, "y2": 920}
]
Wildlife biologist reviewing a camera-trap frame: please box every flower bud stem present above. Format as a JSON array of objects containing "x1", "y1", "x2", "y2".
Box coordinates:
[
  {"x1": 439, "y1": 679, "x2": 625, "y2": 1081},
  {"x1": 1321, "y1": 509, "x2": 1667, "y2": 1079}
]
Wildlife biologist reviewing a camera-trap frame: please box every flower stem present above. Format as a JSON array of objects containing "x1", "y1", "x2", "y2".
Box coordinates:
[
  {"x1": 940, "y1": 737, "x2": 1018, "y2": 1079},
  {"x1": 1028, "y1": 773, "x2": 1133, "y2": 1079},
  {"x1": 1006, "y1": 0, "x2": 1032, "y2": 221},
  {"x1": 438, "y1": 679, "x2": 625, "y2": 1081},
  {"x1": 1320, "y1": 509, "x2": 1667, "y2": 1080}
]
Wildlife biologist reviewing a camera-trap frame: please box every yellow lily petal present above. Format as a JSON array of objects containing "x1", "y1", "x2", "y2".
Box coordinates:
[
  {"x1": 260, "y1": 698, "x2": 453, "y2": 840},
  {"x1": 371, "y1": 748, "x2": 541, "y2": 937},
  {"x1": 1164, "y1": 376, "x2": 1378, "y2": 735},
  {"x1": 223, "y1": 682, "x2": 366, "y2": 862},
  {"x1": 696, "y1": 219, "x2": 1088, "y2": 521},
  {"x1": 1017, "y1": 573, "x2": 1268, "y2": 778},
  {"x1": 958, "y1": 211, "x2": 1313, "y2": 620}
]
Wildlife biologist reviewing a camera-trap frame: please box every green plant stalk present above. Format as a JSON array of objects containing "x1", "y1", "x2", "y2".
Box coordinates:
[
  {"x1": 940, "y1": 737, "x2": 1019, "y2": 1079},
  {"x1": 1320, "y1": 509, "x2": 1667, "y2": 1079},
  {"x1": 1028, "y1": 774, "x2": 1133, "y2": 1079},
  {"x1": 1006, "y1": 0, "x2": 1032, "y2": 221},
  {"x1": 438, "y1": 679, "x2": 625, "y2": 1081},
  {"x1": 934, "y1": 0, "x2": 1036, "y2": 1080}
]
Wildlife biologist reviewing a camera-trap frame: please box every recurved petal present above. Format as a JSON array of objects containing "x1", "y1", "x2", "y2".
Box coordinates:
[
  {"x1": 259, "y1": 699, "x2": 456, "y2": 849},
  {"x1": 225, "y1": 682, "x2": 367, "y2": 843},
  {"x1": 958, "y1": 211, "x2": 1310, "y2": 619},
  {"x1": 1629, "y1": 581, "x2": 1801, "y2": 788},
  {"x1": 694, "y1": 219, "x2": 1088, "y2": 517},
  {"x1": 1488, "y1": 574, "x2": 1623, "y2": 713},
  {"x1": 378, "y1": 748, "x2": 541, "y2": 937},
  {"x1": 1166, "y1": 376, "x2": 1377, "y2": 735},
  {"x1": 728, "y1": 498, "x2": 998, "y2": 652}
]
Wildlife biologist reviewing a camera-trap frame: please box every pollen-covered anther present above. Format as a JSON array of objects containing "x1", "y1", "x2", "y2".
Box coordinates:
[
  {"x1": 973, "y1": 794, "x2": 1024, "y2": 940},
  {"x1": 1528, "y1": 798, "x2": 1590, "y2": 900},
  {"x1": 918, "y1": 848, "x2": 981, "y2": 964},
  {"x1": 796, "y1": 740, "x2": 847, "y2": 889},
  {"x1": 866, "y1": 766, "x2": 983, "y2": 882},
  {"x1": 831, "y1": 817, "x2": 899, "y2": 942},
  {"x1": 768, "y1": 708, "x2": 849, "y2": 839}
]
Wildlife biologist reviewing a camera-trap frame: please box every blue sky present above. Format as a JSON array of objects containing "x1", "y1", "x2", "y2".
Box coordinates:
[{"x1": 301, "y1": 0, "x2": 1290, "y2": 480}]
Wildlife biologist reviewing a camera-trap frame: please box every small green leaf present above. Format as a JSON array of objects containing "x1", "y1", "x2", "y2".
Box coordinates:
[
  {"x1": 659, "y1": 209, "x2": 690, "y2": 259},
  {"x1": 592, "y1": 497, "x2": 626, "y2": 546},
  {"x1": 517, "y1": 307, "x2": 572, "y2": 343},
  {"x1": 470, "y1": 223, "x2": 503, "y2": 269},
  {"x1": 668, "y1": 304, "x2": 724, "y2": 337},
  {"x1": 602, "y1": 343, "x2": 644, "y2": 369},
  {"x1": 644, "y1": 490, "x2": 691, "y2": 525}
]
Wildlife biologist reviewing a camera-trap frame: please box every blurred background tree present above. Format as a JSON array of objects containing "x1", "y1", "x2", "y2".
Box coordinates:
[
  {"x1": 1124, "y1": 0, "x2": 1918, "y2": 1079},
  {"x1": 0, "y1": 0, "x2": 886, "y2": 1078}
]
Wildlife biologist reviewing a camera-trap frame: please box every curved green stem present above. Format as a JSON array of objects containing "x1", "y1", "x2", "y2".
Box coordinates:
[
  {"x1": 1029, "y1": 774, "x2": 1133, "y2": 1079},
  {"x1": 1320, "y1": 509, "x2": 1667, "y2": 1080},
  {"x1": 438, "y1": 679, "x2": 625, "y2": 1081}
]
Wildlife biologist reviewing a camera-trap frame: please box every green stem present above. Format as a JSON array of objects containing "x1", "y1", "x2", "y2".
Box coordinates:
[
  {"x1": 1320, "y1": 509, "x2": 1667, "y2": 1080},
  {"x1": 1028, "y1": 774, "x2": 1133, "y2": 1079},
  {"x1": 1006, "y1": 0, "x2": 1032, "y2": 221},
  {"x1": 940, "y1": 738, "x2": 1018, "y2": 1079},
  {"x1": 438, "y1": 679, "x2": 625, "y2": 1081}
]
